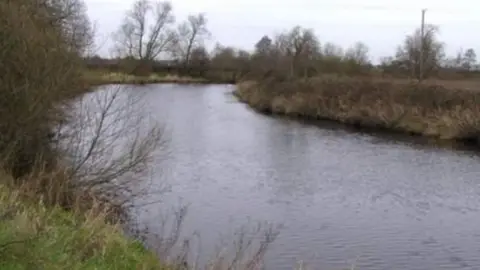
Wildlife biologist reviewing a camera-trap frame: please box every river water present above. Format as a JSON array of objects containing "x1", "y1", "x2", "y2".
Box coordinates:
[{"x1": 98, "y1": 84, "x2": 480, "y2": 270}]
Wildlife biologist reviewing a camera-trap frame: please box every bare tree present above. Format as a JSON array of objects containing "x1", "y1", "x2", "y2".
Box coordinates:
[
  {"x1": 450, "y1": 49, "x2": 464, "y2": 69},
  {"x1": 172, "y1": 13, "x2": 210, "y2": 68},
  {"x1": 341, "y1": 42, "x2": 371, "y2": 75},
  {"x1": 112, "y1": 0, "x2": 176, "y2": 62},
  {"x1": 344, "y1": 42, "x2": 370, "y2": 65},
  {"x1": 210, "y1": 44, "x2": 238, "y2": 71},
  {"x1": 462, "y1": 48, "x2": 477, "y2": 71},
  {"x1": 311, "y1": 42, "x2": 344, "y2": 74},
  {"x1": 322, "y1": 42, "x2": 344, "y2": 58},
  {"x1": 443, "y1": 48, "x2": 478, "y2": 73},
  {"x1": 27, "y1": 0, "x2": 96, "y2": 55},
  {"x1": 39, "y1": 0, "x2": 95, "y2": 55},
  {"x1": 188, "y1": 46, "x2": 210, "y2": 76},
  {"x1": 0, "y1": 0, "x2": 90, "y2": 179},
  {"x1": 395, "y1": 24, "x2": 445, "y2": 79},
  {"x1": 254, "y1": 35, "x2": 274, "y2": 56},
  {"x1": 1, "y1": 0, "x2": 164, "y2": 213},
  {"x1": 249, "y1": 35, "x2": 278, "y2": 78},
  {"x1": 235, "y1": 50, "x2": 252, "y2": 77},
  {"x1": 57, "y1": 86, "x2": 165, "y2": 211},
  {"x1": 190, "y1": 46, "x2": 210, "y2": 65},
  {"x1": 274, "y1": 26, "x2": 320, "y2": 77}
]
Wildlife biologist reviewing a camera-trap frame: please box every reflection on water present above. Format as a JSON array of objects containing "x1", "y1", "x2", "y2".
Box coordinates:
[{"x1": 96, "y1": 84, "x2": 480, "y2": 270}]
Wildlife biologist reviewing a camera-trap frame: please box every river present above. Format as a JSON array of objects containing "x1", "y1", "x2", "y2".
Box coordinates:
[{"x1": 96, "y1": 84, "x2": 480, "y2": 270}]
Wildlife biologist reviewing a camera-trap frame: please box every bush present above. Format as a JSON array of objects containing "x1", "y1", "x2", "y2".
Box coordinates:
[
  {"x1": 0, "y1": 0, "x2": 163, "y2": 217},
  {"x1": 0, "y1": 0, "x2": 85, "y2": 179}
]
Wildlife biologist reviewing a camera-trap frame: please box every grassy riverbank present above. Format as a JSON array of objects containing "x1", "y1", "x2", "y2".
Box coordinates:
[
  {"x1": 0, "y1": 181, "x2": 166, "y2": 270},
  {"x1": 0, "y1": 1, "x2": 171, "y2": 268},
  {"x1": 85, "y1": 70, "x2": 210, "y2": 86},
  {"x1": 1, "y1": 1, "x2": 279, "y2": 268},
  {"x1": 84, "y1": 69, "x2": 241, "y2": 86},
  {"x1": 235, "y1": 76, "x2": 480, "y2": 141}
]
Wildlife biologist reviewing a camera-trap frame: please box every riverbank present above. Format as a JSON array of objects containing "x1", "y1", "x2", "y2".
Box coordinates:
[
  {"x1": 234, "y1": 76, "x2": 480, "y2": 141},
  {"x1": 85, "y1": 71, "x2": 209, "y2": 85},
  {"x1": 84, "y1": 70, "x2": 237, "y2": 86},
  {"x1": 0, "y1": 180, "x2": 167, "y2": 270}
]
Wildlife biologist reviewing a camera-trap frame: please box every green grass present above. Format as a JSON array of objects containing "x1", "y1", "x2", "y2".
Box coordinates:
[{"x1": 0, "y1": 183, "x2": 168, "y2": 270}]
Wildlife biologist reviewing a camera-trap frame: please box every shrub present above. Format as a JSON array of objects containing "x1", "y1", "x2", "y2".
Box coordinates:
[
  {"x1": 0, "y1": 0, "x2": 86, "y2": 179},
  {"x1": 0, "y1": 0, "x2": 163, "y2": 217}
]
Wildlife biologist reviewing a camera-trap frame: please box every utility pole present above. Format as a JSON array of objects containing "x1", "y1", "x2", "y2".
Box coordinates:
[{"x1": 419, "y1": 8, "x2": 427, "y2": 82}]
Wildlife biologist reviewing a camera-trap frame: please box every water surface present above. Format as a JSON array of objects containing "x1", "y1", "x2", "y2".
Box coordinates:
[{"x1": 112, "y1": 84, "x2": 480, "y2": 270}]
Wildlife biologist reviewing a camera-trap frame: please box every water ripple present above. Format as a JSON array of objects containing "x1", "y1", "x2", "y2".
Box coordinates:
[{"x1": 105, "y1": 84, "x2": 480, "y2": 270}]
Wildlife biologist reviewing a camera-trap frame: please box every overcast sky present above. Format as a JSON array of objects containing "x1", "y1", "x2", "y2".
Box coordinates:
[{"x1": 85, "y1": 0, "x2": 480, "y2": 63}]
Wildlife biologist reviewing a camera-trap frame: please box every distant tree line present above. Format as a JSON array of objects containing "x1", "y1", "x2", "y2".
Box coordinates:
[{"x1": 85, "y1": 0, "x2": 480, "y2": 82}]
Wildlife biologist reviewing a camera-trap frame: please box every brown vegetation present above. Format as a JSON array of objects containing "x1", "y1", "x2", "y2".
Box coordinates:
[
  {"x1": 0, "y1": 1, "x2": 280, "y2": 269},
  {"x1": 86, "y1": 4, "x2": 480, "y2": 86},
  {"x1": 0, "y1": 0, "x2": 165, "y2": 250},
  {"x1": 0, "y1": 1, "x2": 172, "y2": 268},
  {"x1": 0, "y1": 0, "x2": 162, "y2": 212},
  {"x1": 0, "y1": 0, "x2": 85, "y2": 179},
  {"x1": 84, "y1": 70, "x2": 210, "y2": 86},
  {"x1": 214, "y1": 7, "x2": 480, "y2": 143},
  {"x1": 235, "y1": 76, "x2": 480, "y2": 141}
]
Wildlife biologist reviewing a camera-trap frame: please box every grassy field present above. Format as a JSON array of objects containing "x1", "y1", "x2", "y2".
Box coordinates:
[
  {"x1": 84, "y1": 70, "x2": 210, "y2": 86},
  {"x1": 235, "y1": 76, "x2": 480, "y2": 141},
  {"x1": 0, "y1": 178, "x2": 168, "y2": 270}
]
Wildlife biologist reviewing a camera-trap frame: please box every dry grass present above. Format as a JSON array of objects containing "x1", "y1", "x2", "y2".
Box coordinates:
[
  {"x1": 235, "y1": 75, "x2": 480, "y2": 140},
  {"x1": 85, "y1": 70, "x2": 210, "y2": 86},
  {"x1": 370, "y1": 76, "x2": 480, "y2": 91}
]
